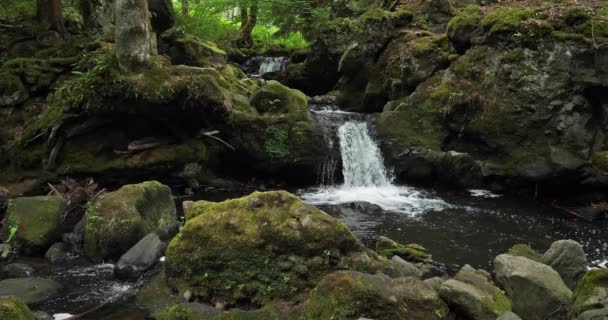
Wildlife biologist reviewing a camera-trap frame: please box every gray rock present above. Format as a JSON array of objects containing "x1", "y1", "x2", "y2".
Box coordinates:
[
  {"x1": 115, "y1": 233, "x2": 166, "y2": 279},
  {"x1": 0, "y1": 73, "x2": 28, "y2": 108},
  {"x1": 45, "y1": 242, "x2": 69, "y2": 264},
  {"x1": 494, "y1": 254, "x2": 572, "y2": 320},
  {"x1": 439, "y1": 266, "x2": 511, "y2": 320},
  {"x1": 497, "y1": 311, "x2": 522, "y2": 320},
  {"x1": 424, "y1": 276, "x2": 446, "y2": 291},
  {"x1": 0, "y1": 243, "x2": 12, "y2": 260},
  {"x1": 115, "y1": 0, "x2": 151, "y2": 73},
  {"x1": 542, "y1": 240, "x2": 587, "y2": 290},
  {"x1": 0, "y1": 278, "x2": 63, "y2": 304},
  {"x1": 1, "y1": 263, "x2": 35, "y2": 278},
  {"x1": 33, "y1": 311, "x2": 53, "y2": 320},
  {"x1": 391, "y1": 255, "x2": 422, "y2": 278},
  {"x1": 576, "y1": 303, "x2": 608, "y2": 320}
]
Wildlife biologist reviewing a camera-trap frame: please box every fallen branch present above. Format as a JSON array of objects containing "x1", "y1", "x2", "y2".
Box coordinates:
[
  {"x1": 201, "y1": 131, "x2": 235, "y2": 151},
  {"x1": 46, "y1": 183, "x2": 64, "y2": 198}
]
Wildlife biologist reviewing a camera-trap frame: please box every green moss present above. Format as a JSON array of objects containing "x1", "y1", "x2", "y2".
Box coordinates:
[
  {"x1": 0, "y1": 68, "x2": 27, "y2": 107},
  {"x1": 264, "y1": 127, "x2": 290, "y2": 160},
  {"x1": 0, "y1": 296, "x2": 35, "y2": 320},
  {"x1": 507, "y1": 244, "x2": 543, "y2": 262},
  {"x1": 376, "y1": 237, "x2": 432, "y2": 262},
  {"x1": 551, "y1": 7, "x2": 608, "y2": 44},
  {"x1": 411, "y1": 35, "x2": 449, "y2": 56},
  {"x1": 592, "y1": 151, "x2": 608, "y2": 172},
  {"x1": 573, "y1": 269, "x2": 608, "y2": 311},
  {"x1": 360, "y1": 7, "x2": 388, "y2": 24},
  {"x1": 481, "y1": 7, "x2": 536, "y2": 35},
  {"x1": 390, "y1": 9, "x2": 414, "y2": 27},
  {"x1": 165, "y1": 191, "x2": 362, "y2": 306},
  {"x1": 483, "y1": 288, "x2": 512, "y2": 314},
  {"x1": 447, "y1": 4, "x2": 481, "y2": 36},
  {"x1": 0, "y1": 196, "x2": 66, "y2": 253},
  {"x1": 250, "y1": 81, "x2": 308, "y2": 119},
  {"x1": 155, "y1": 305, "x2": 199, "y2": 320}
]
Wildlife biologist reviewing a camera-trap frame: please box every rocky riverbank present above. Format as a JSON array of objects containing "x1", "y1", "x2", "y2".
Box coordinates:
[{"x1": 0, "y1": 181, "x2": 606, "y2": 320}]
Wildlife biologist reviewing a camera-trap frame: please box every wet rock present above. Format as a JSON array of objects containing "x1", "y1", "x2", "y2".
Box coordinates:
[
  {"x1": 135, "y1": 272, "x2": 180, "y2": 314},
  {"x1": 0, "y1": 243, "x2": 13, "y2": 260},
  {"x1": 497, "y1": 311, "x2": 523, "y2": 320},
  {"x1": 115, "y1": 233, "x2": 166, "y2": 279},
  {"x1": 0, "y1": 295, "x2": 37, "y2": 319},
  {"x1": 447, "y1": 5, "x2": 482, "y2": 53},
  {"x1": 1, "y1": 263, "x2": 35, "y2": 278},
  {"x1": 0, "y1": 196, "x2": 67, "y2": 254},
  {"x1": 115, "y1": 0, "x2": 151, "y2": 73},
  {"x1": 44, "y1": 243, "x2": 69, "y2": 264},
  {"x1": 542, "y1": 240, "x2": 587, "y2": 290},
  {"x1": 376, "y1": 236, "x2": 432, "y2": 262},
  {"x1": 419, "y1": 263, "x2": 448, "y2": 279},
  {"x1": 301, "y1": 271, "x2": 450, "y2": 319},
  {"x1": 0, "y1": 278, "x2": 63, "y2": 304},
  {"x1": 32, "y1": 310, "x2": 53, "y2": 320},
  {"x1": 424, "y1": 276, "x2": 446, "y2": 291},
  {"x1": 439, "y1": 265, "x2": 511, "y2": 320},
  {"x1": 84, "y1": 181, "x2": 177, "y2": 261},
  {"x1": 344, "y1": 201, "x2": 383, "y2": 213},
  {"x1": 391, "y1": 255, "x2": 423, "y2": 278},
  {"x1": 576, "y1": 301, "x2": 608, "y2": 320},
  {"x1": 165, "y1": 191, "x2": 402, "y2": 304},
  {"x1": 494, "y1": 254, "x2": 572, "y2": 320},
  {"x1": 62, "y1": 216, "x2": 86, "y2": 247}
]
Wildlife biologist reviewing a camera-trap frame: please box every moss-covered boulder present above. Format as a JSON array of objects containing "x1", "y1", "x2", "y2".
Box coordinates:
[
  {"x1": 154, "y1": 303, "x2": 289, "y2": 320},
  {"x1": 376, "y1": 236, "x2": 432, "y2": 262},
  {"x1": 0, "y1": 196, "x2": 66, "y2": 254},
  {"x1": 166, "y1": 191, "x2": 405, "y2": 306},
  {"x1": 0, "y1": 296, "x2": 35, "y2": 320},
  {"x1": 84, "y1": 181, "x2": 177, "y2": 260},
  {"x1": 447, "y1": 4, "x2": 481, "y2": 53},
  {"x1": 506, "y1": 244, "x2": 543, "y2": 262},
  {"x1": 250, "y1": 81, "x2": 308, "y2": 119},
  {"x1": 160, "y1": 27, "x2": 227, "y2": 67},
  {"x1": 0, "y1": 69, "x2": 28, "y2": 108},
  {"x1": 439, "y1": 265, "x2": 511, "y2": 320},
  {"x1": 573, "y1": 269, "x2": 608, "y2": 313},
  {"x1": 300, "y1": 271, "x2": 450, "y2": 320}
]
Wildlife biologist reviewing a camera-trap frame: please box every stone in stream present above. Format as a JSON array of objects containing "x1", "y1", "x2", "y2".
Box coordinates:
[
  {"x1": 84, "y1": 181, "x2": 177, "y2": 261},
  {"x1": 376, "y1": 236, "x2": 432, "y2": 262},
  {"x1": 506, "y1": 243, "x2": 543, "y2": 262},
  {"x1": 0, "y1": 278, "x2": 63, "y2": 304},
  {"x1": 44, "y1": 242, "x2": 69, "y2": 264},
  {"x1": 572, "y1": 269, "x2": 608, "y2": 314},
  {"x1": 439, "y1": 265, "x2": 511, "y2": 320},
  {"x1": 0, "y1": 295, "x2": 37, "y2": 319},
  {"x1": 32, "y1": 311, "x2": 53, "y2": 320},
  {"x1": 115, "y1": 233, "x2": 166, "y2": 279},
  {"x1": 542, "y1": 239, "x2": 588, "y2": 290},
  {"x1": 0, "y1": 196, "x2": 67, "y2": 254},
  {"x1": 165, "y1": 191, "x2": 407, "y2": 305},
  {"x1": 494, "y1": 254, "x2": 572, "y2": 320},
  {"x1": 300, "y1": 271, "x2": 450, "y2": 319},
  {"x1": 1, "y1": 263, "x2": 34, "y2": 278}
]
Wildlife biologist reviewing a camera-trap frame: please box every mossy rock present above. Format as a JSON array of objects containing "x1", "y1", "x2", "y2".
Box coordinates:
[
  {"x1": 84, "y1": 181, "x2": 177, "y2": 260},
  {"x1": 250, "y1": 81, "x2": 308, "y2": 119},
  {"x1": 0, "y1": 296, "x2": 35, "y2": 320},
  {"x1": 161, "y1": 27, "x2": 227, "y2": 67},
  {"x1": 165, "y1": 191, "x2": 368, "y2": 306},
  {"x1": 481, "y1": 7, "x2": 536, "y2": 35},
  {"x1": 300, "y1": 271, "x2": 450, "y2": 320},
  {"x1": 573, "y1": 269, "x2": 608, "y2": 313},
  {"x1": 375, "y1": 236, "x2": 432, "y2": 262},
  {"x1": 506, "y1": 244, "x2": 543, "y2": 262},
  {"x1": 0, "y1": 69, "x2": 28, "y2": 108},
  {"x1": 447, "y1": 4, "x2": 481, "y2": 53},
  {"x1": 0, "y1": 196, "x2": 66, "y2": 254},
  {"x1": 592, "y1": 151, "x2": 608, "y2": 172}
]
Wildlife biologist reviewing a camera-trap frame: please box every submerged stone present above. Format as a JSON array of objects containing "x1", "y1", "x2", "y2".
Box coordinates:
[{"x1": 0, "y1": 278, "x2": 62, "y2": 304}]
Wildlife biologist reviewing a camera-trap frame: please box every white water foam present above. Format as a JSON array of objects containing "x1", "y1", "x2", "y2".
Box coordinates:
[
  {"x1": 258, "y1": 57, "x2": 288, "y2": 75},
  {"x1": 468, "y1": 189, "x2": 501, "y2": 198},
  {"x1": 301, "y1": 120, "x2": 451, "y2": 214},
  {"x1": 53, "y1": 314, "x2": 73, "y2": 320}
]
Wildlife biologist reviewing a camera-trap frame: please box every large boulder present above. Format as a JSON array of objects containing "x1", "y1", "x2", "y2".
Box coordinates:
[
  {"x1": 0, "y1": 278, "x2": 63, "y2": 304},
  {"x1": 115, "y1": 0, "x2": 151, "y2": 73},
  {"x1": 84, "y1": 181, "x2": 177, "y2": 260},
  {"x1": 160, "y1": 27, "x2": 227, "y2": 67},
  {"x1": 494, "y1": 254, "x2": 572, "y2": 320},
  {"x1": 166, "y1": 191, "x2": 403, "y2": 305},
  {"x1": 300, "y1": 271, "x2": 451, "y2": 320},
  {"x1": 115, "y1": 233, "x2": 165, "y2": 279},
  {"x1": 439, "y1": 265, "x2": 511, "y2": 320},
  {"x1": 0, "y1": 263, "x2": 34, "y2": 279},
  {"x1": 0, "y1": 295, "x2": 36, "y2": 320},
  {"x1": 542, "y1": 240, "x2": 587, "y2": 290},
  {"x1": 0, "y1": 196, "x2": 67, "y2": 254}
]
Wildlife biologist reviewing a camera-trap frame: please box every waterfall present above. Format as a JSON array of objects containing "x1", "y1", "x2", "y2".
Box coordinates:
[
  {"x1": 338, "y1": 121, "x2": 393, "y2": 188},
  {"x1": 258, "y1": 57, "x2": 288, "y2": 75},
  {"x1": 301, "y1": 96, "x2": 451, "y2": 215}
]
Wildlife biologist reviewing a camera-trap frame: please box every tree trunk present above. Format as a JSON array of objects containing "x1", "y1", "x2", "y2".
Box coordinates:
[
  {"x1": 37, "y1": 0, "x2": 67, "y2": 33},
  {"x1": 239, "y1": 1, "x2": 248, "y2": 27},
  {"x1": 181, "y1": 0, "x2": 188, "y2": 16},
  {"x1": 238, "y1": 0, "x2": 257, "y2": 47},
  {"x1": 115, "y1": 0, "x2": 151, "y2": 73}
]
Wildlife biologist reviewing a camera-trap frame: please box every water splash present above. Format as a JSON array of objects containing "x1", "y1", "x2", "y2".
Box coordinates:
[{"x1": 258, "y1": 57, "x2": 288, "y2": 75}]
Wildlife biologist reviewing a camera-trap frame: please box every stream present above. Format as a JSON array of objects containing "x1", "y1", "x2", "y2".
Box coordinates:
[{"x1": 28, "y1": 94, "x2": 608, "y2": 320}]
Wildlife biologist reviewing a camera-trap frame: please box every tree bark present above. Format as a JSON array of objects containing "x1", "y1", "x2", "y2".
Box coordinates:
[
  {"x1": 238, "y1": 0, "x2": 258, "y2": 47},
  {"x1": 37, "y1": 0, "x2": 67, "y2": 33}
]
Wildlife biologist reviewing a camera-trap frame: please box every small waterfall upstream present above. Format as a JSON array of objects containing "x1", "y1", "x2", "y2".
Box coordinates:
[
  {"x1": 242, "y1": 56, "x2": 288, "y2": 78},
  {"x1": 301, "y1": 97, "x2": 450, "y2": 214}
]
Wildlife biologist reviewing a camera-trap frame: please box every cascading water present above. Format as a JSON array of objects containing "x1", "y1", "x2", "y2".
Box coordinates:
[
  {"x1": 301, "y1": 97, "x2": 451, "y2": 214},
  {"x1": 258, "y1": 56, "x2": 288, "y2": 75}
]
